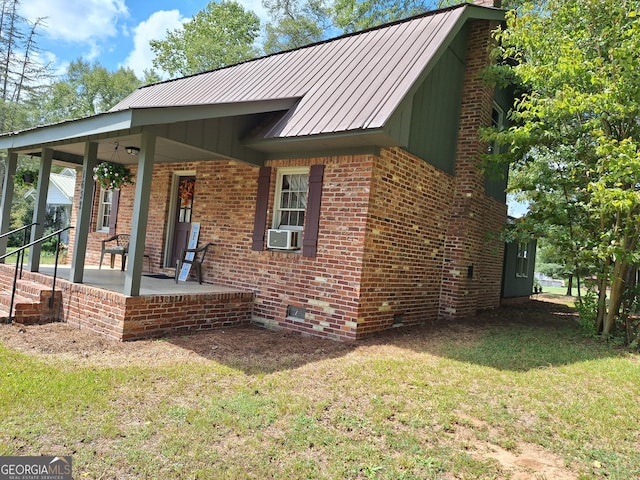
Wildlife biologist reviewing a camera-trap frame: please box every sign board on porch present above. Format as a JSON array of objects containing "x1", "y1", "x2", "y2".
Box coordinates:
[{"x1": 177, "y1": 222, "x2": 200, "y2": 282}]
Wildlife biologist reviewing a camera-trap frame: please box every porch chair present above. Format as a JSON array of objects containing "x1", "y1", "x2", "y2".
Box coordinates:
[
  {"x1": 99, "y1": 234, "x2": 130, "y2": 271},
  {"x1": 174, "y1": 243, "x2": 212, "y2": 284}
]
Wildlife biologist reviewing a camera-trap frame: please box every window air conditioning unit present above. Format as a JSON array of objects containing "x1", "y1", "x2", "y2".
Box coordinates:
[{"x1": 267, "y1": 229, "x2": 300, "y2": 250}]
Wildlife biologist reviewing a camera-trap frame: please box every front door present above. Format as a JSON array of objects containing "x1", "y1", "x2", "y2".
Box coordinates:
[{"x1": 171, "y1": 176, "x2": 195, "y2": 267}]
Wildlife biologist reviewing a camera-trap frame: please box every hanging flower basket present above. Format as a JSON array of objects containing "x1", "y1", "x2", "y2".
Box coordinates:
[
  {"x1": 14, "y1": 167, "x2": 39, "y2": 187},
  {"x1": 93, "y1": 162, "x2": 135, "y2": 191}
]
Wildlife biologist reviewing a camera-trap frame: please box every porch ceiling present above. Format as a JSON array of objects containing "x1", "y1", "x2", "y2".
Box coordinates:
[{"x1": 17, "y1": 134, "x2": 227, "y2": 167}]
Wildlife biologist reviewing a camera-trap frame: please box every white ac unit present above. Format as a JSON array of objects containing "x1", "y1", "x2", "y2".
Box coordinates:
[{"x1": 267, "y1": 229, "x2": 300, "y2": 250}]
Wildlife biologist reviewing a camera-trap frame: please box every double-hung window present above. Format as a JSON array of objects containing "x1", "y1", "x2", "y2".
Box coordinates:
[
  {"x1": 273, "y1": 167, "x2": 309, "y2": 232},
  {"x1": 516, "y1": 241, "x2": 529, "y2": 277},
  {"x1": 96, "y1": 189, "x2": 113, "y2": 232}
]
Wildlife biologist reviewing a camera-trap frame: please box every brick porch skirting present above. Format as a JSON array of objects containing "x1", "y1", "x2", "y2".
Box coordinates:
[{"x1": 0, "y1": 264, "x2": 253, "y2": 341}]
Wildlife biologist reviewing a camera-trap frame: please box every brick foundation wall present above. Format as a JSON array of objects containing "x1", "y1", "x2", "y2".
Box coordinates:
[
  {"x1": 0, "y1": 265, "x2": 252, "y2": 340},
  {"x1": 439, "y1": 19, "x2": 506, "y2": 318},
  {"x1": 121, "y1": 291, "x2": 253, "y2": 340}
]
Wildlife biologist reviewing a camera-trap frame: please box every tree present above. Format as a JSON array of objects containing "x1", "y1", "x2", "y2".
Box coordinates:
[
  {"x1": 0, "y1": 0, "x2": 51, "y2": 132},
  {"x1": 33, "y1": 59, "x2": 143, "y2": 125},
  {"x1": 333, "y1": 0, "x2": 436, "y2": 32},
  {"x1": 485, "y1": 0, "x2": 640, "y2": 339},
  {"x1": 264, "y1": 0, "x2": 535, "y2": 53},
  {"x1": 263, "y1": 0, "x2": 332, "y2": 53},
  {"x1": 150, "y1": 1, "x2": 261, "y2": 77}
]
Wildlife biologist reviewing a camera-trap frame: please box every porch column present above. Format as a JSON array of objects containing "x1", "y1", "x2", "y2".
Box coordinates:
[
  {"x1": 28, "y1": 147, "x2": 53, "y2": 272},
  {"x1": 123, "y1": 130, "x2": 155, "y2": 296},
  {"x1": 0, "y1": 150, "x2": 17, "y2": 259},
  {"x1": 70, "y1": 142, "x2": 98, "y2": 283}
]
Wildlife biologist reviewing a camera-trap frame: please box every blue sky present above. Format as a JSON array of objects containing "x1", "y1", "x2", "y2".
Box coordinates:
[{"x1": 18, "y1": 0, "x2": 268, "y2": 79}]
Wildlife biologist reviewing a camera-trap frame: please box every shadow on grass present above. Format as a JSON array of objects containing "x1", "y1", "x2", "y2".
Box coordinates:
[
  {"x1": 409, "y1": 299, "x2": 622, "y2": 372},
  {"x1": 164, "y1": 297, "x2": 624, "y2": 374}
]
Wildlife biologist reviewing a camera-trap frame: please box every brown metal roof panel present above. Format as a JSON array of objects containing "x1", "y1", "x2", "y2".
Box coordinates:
[
  {"x1": 350, "y1": 9, "x2": 464, "y2": 130},
  {"x1": 274, "y1": 8, "x2": 464, "y2": 137},
  {"x1": 280, "y1": 40, "x2": 346, "y2": 96},
  {"x1": 112, "y1": 3, "x2": 474, "y2": 137},
  {"x1": 310, "y1": 19, "x2": 422, "y2": 134},
  {"x1": 237, "y1": 50, "x2": 318, "y2": 100},
  {"x1": 278, "y1": 29, "x2": 389, "y2": 136},
  {"x1": 276, "y1": 16, "x2": 431, "y2": 136},
  {"x1": 225, "y1": 55, "x2": 289, "y2": 100}
]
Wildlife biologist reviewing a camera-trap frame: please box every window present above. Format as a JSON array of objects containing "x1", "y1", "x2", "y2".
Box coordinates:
[
  {"x1": 516, "y1": 241, "x2": 529, "y2": 277},
  {"x1": 96, "y1": 189, "x2": 113, "y2": 232},
  {"x1": 273, "y1": 167, "x2": 309, "y2": 231},
  {"x1": 253, "y1": 164, "x2": 323, "y2": 256},
  {"x1": 489, "y1": 103, "x2": 504, "y2": 155}
]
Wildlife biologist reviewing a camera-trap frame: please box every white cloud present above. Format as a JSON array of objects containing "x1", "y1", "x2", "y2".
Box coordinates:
[
  {"x1": 238, "y1": 0, "x2": 269, "y2": 23},
  {"x1": 122, "y1": 10, "x2": 185, "y2": 79},
  {"x1": 20, "y1": 0, "x2": 128, "y2": 43}
]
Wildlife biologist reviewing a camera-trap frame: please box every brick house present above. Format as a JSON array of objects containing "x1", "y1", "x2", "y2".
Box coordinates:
[{"x1": 0, "y1": 1, "x2": 515, "y2": 341}]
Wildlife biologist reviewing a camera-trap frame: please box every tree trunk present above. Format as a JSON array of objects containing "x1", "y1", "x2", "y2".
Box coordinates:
[
  {"x1": 603, "y1": 259, "x2": 629, "y2": 335},
  {"x1": 566, "y1": 273, "x2": 573, "y2": 296},
  {"x1": 595, "y1": 259, "x2": 610, "y2": 334},
  {"x1": 595, "y1": 277, "x2": 607, "y2": 334}
]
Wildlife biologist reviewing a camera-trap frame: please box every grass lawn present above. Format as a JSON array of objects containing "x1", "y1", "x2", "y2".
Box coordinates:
[
  {"x1": 2, "y1": 249, "x2": 61, "y2": 265},
  {"x1": 0, "y1": 298, "x2": 638, "y2": 479}
]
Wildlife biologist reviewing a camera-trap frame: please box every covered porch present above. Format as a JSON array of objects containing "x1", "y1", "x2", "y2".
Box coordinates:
[
  {"x1": 0, "y1": 263, "x2": 254, "y2": 340},
  {"x1": 0, "y1": 100, "x2": 287, "y2": 300}
]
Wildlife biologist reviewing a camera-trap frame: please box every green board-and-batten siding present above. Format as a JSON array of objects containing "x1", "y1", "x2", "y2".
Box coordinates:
[
  {"x1": 406, "y1": 26, "x2": 468, "y2": 175},
  {"x1": 502, "y1": 239, "x2": 537, "y2": 298}
]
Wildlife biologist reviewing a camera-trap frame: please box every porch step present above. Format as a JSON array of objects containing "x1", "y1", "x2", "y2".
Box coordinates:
[{"x1": 0, "y1": 279, "x2": 62, "y2": 325}]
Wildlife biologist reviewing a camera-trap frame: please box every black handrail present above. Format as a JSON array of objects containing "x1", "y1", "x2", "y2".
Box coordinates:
[
  {"x1": 0, "y1": 226, "x2": 73, "y2": 323},
  {"x1": 0, "y1": 223, "x2": 38, "y2": 277},
  {"x1": 0, "y1": 222, "x2": 38, "y2": 240}
]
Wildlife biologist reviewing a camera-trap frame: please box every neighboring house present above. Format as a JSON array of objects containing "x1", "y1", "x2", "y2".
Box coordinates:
[
  {"x1": 534, "y1": 273, "x2": 563, "y2": 289},
  {"x1": 25, "y1": 169, "x2": 75, "y2": 244},
  {"x1": 0, "y1": 1, "x2": 517, "y2": 341}
]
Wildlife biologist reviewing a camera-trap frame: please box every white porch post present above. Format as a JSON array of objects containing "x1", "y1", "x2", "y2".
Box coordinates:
[
  {"x1": 124, "y1": 130, "x2": 155, "y2": 296},
  {"x1": 0, "y1": 150, "x2": 17, "y2": 259},
  {"x1": 70, "y1": 142, "x2": 98, "y2": 283},
  {"x1": 27, "y1": 148, "x2": 53, "y2": 271}
]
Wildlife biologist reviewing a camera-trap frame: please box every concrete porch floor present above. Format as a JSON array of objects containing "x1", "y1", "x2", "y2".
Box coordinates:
[{"x1": 37, "y1": 265, "x2": 249, "y2": 296}]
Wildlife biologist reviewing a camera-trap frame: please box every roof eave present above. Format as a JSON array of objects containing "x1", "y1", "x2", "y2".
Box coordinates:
[
  {"x1": 243, "y1": 128, "x2": 397, "y2": 158},
  {"x1": 0, "y1": 98, "x2": 300, "y2": 153}
]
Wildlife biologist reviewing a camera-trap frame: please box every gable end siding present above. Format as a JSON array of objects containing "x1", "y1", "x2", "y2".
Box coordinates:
[{"x1": 406, "y1": 26, "x2": 467, "y2": 174}]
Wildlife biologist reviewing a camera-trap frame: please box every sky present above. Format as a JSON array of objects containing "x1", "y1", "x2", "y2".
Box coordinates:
[{"x1": 18, "y1": 0, "x2": 269, "y2": 79}]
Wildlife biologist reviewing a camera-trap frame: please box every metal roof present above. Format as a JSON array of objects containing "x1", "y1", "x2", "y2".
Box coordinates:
[
  {"x1": 0, "y1": 3, "x2": 504, "y2": 162},
  {"x1": 112, "y1": 4, "x2": 503, "y2": 140}
]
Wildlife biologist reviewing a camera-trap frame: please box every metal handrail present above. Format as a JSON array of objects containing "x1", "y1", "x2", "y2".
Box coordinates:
[
  {"x1": 0, "y1": 226, "x2": 73, "y2": 323},
  {"x1": 0, "y1": 222, "x2": 38, "y2": 240},
  {"x1": 0, "y1": 223, "x2": 38, "y2": 277}
]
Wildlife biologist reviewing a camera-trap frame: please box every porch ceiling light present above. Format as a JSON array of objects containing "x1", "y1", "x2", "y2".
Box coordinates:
[{"x1": 125, "y1": 146, "x2": 140, "y2": 155}]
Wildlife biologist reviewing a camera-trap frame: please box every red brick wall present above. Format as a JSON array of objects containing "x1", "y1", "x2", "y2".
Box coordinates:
[
  {"x1": 193, "y1": 156, "x2": 372, "y2": 342},
  {"x1": 439, "y1": 19, "x2": 506, "y2": 318},
  {"x1": 356, "y1": 147, "x2": 454, "y2": 338},
  {"x1": 66, "y1": 144, "x2": 503, "y2": 342}
]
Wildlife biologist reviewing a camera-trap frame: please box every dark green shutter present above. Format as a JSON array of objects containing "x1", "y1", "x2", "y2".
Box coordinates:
[
  {"x1": 252, "y1": 167, "x2": 271, "y2": 251},
  {"x1": 303, "y1": 164, "x2": 324, "y2": 257}
]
